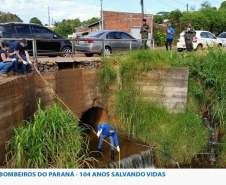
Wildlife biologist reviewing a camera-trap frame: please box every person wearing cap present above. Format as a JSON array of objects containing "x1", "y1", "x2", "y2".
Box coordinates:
[
  {"x1": 15, "y1": 39, "x2": 32, "y2": 74},
  {"x1": 96, "y1": 123, "x2": 120, "y2": 161},
  {"x1": 140, "y1": 18, "x2": 150, "y2": 49},
  {"x1": 165, "y1": 23, "x2": 175, "y2": 51},
  {"x1": 0, "y1": 42, "x2": 17, "y2": 77}
]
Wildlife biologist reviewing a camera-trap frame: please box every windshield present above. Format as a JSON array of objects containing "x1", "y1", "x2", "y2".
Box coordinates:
[{"x1": 86, "y1": 31, "x2": 105, "y2": 38}]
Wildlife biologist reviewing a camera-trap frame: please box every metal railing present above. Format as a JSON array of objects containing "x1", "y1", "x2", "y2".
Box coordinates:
[{"x1": 0, "y1": 37, "x2": 155, "y2": 62}]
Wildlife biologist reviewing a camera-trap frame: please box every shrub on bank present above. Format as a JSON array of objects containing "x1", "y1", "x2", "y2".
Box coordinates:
[{"x1": 6, "y1": 104, "x2": 92, "y2": 168}]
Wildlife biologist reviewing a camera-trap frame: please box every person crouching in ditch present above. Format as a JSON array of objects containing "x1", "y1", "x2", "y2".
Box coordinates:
[
  {"x1": 97, "y1": 123, "x2": 120, "y2": 161},
  {"x1": 0, "y1": 42, "x2": 17, "y2": 77},
  {"x1": 15, "y1": 39, "x2": 32, "y2": 74}
]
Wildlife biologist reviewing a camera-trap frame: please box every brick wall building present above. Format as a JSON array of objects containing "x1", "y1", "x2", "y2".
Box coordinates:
[
  {"x1": 75, "y1": 11, "x2": 153, "y2": 39},
  {"x1": 103, "y1": 11, "x2": 153, "y2": 39}
]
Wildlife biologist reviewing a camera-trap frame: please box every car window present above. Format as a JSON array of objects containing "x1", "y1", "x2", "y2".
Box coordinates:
[
  {"x1": 31, "y1": 25, "x2": 51, "y2": 34},
  {"x1": 87, "y1": 31, "x2": 105, "y2": 38},
  {"x1": 200, "y1": 32, "x2": 209, "y2": 38},
  {"x1": 120, "y1": 32, "x2": 134, "y2": 39},
  {"x1": 219, "y1": 33, "x2": 226, "y2": 38},
  {"x1": 107, "y1": 32, "x2": 121, "y2": 39},
  {"x1": 0, "y1": 25, "x2": 15, "y2": 37},
  {"x1": 207, "y1": 32, "x2": 215, "y2": 39},
  {"x1": 15, "y1": 25, "x2": 31, "y2": 35}
]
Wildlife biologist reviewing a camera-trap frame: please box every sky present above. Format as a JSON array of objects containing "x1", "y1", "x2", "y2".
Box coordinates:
[{"x1": 0, "y1": 0, "x2": 223, "y2": 24}]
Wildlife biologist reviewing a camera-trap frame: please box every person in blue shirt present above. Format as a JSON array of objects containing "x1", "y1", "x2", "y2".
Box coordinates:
[
  {"x1": 0, "y1": 42, "x2": 17, "y2": 77},
  {"x1": 97, "y1": 123, "x2": 120, "y2": 161},
  {"x1": 165, "y1": 23, "x2": 175, "y2": 51}
]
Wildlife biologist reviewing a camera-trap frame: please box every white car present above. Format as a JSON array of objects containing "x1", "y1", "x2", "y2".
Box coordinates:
[
  {"x1": 177, "y1": 30, "x2": 223, "y2": 51},
  {"x1": 217, "y1": 32, "x2": 226, "y2": 47}
]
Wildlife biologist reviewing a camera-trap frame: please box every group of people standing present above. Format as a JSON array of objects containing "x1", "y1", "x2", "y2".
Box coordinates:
[
  {"x1": 0, "y1": 39, "x2": 32, "y2": 77},
  {"x1": 140, "y1": 17, "x2": 195, "y2": 52}
]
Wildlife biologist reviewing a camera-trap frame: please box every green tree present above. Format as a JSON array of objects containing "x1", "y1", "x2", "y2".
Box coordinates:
[
  {"x1": 200, "y1": 7, "x2": 221, "y2": 34},
  {"x1": 201, "y1": 1, "x2": 211, "y2": 9},
  {"x1": 54, "y1": 17, "x2": 100, "y2": 38},
  {"x1": 82, "y1": 17, "x2": 99, "y2": 26},
  {"x1": 154, "y1": 15, "x2": 164, "y2": 24},
  {"x1": 30, "y1": 17, "x2": 42, "y2": 25},
  {"x1": 54, "y1": 19, "x2": 81, "y2": 37},
  {"x1": 0, "y1": 11, "x2": 22, "y2": 23},
  {"x1": 180, "y1": 11, "x2": 210, "y2": 31},
  {"x1": 168, "y1": 10, "x2": 182, "y2": 24},
  {"x1": 220, "y1": 1, "x2": 226, "y2": 9}
]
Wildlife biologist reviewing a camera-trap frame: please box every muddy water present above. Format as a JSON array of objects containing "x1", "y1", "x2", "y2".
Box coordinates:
[{"x1": 87, "y1": 132, "x2": 151, "y2": 168}]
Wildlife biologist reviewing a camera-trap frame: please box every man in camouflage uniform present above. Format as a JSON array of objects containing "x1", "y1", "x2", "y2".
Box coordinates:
[
  {"x1": 184, "y1": 23, "x2": 195, "y2": 52},
  {"x1": 140, "y1": 18, "x2": 150, "y2": 49}
]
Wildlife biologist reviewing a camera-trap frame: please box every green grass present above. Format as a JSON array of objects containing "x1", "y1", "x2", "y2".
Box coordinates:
[
  {"x1": 116, "y1": 88, "x2": 208, "y2": 165},
  {"x1": 98, "y1": 49, "x2": 226, "y2": 166},
  {"x1": 97, "y1": 58, "x2": 117, "y2": 101},
  {"x1": 5, "y1": 103, "x2": 93, "y2": 168}
]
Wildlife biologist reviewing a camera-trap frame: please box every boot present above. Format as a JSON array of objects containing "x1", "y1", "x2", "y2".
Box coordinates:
[{"x1": 111, "y1": 150, "x2": 115, "y2": 161}]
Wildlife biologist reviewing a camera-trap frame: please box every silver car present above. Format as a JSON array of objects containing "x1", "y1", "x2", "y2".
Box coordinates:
[
  {"x1": 76, "y1": 30, "x2": 142, "y2": 57},
  {"x1": 217, "y1": 32, "x2": 226, "y2": 47}
]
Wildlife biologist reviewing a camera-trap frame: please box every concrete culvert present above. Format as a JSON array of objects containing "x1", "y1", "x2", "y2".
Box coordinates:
[{"x1": 79, "y1": 107, "x2": 108, "y2": 133}]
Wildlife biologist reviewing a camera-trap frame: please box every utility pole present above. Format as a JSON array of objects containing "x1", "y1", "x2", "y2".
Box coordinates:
[
  {"x1": 186, "y1": 3, "x2": 189, "y2": 12},
  {"x1": 100, "y1": 0, "x2": 104, "y2": 30},
  {"x1": 48, "y1": 6, "x2": 50, "y2": 26},
  {"x1": 140, "y1": 0, "x2": 144, "y2": 19}
]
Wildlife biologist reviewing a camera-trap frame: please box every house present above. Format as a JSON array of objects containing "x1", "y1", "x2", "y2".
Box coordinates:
[{"x1": 74, "y1": 11, "x2": 153, "y2": 39}]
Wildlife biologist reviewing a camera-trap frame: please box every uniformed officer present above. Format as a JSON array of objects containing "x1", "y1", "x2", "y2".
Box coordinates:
[
  {"x1": 184, "y1": 24, "x2": 196, "y2": 52},
  {"x1": 140, "y1": 18, "x2": 150, "y2": 49}
]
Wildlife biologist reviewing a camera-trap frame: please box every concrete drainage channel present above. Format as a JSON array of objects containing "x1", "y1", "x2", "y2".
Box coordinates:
[
  {"x1": 0, "y1": 57, "x2": 157, "y2": 168},
  {"x1": 0, "y1": 57, "x2": 199, "y2": 168}
]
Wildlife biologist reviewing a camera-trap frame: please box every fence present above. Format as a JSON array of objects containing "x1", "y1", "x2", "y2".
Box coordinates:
[{"x1": 0, "y1": 37, "x2": 155, "y2": 62}]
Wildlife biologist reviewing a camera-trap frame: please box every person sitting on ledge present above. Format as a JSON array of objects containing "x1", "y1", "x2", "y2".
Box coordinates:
[
  {"x1": 0, "y1": 42, "x2": 17, "y2": 77},
  {"x1": 14, "y1": 39, "x2": 32, "y2": 74}
]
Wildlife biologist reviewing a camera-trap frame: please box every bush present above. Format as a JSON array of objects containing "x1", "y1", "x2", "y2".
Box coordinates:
[
  {"x1": 154, "y1": 31, "x2": 166, "y2": 47},
  {"x1": 6, "y1": 104, "x2": 92, "y2": 168}
]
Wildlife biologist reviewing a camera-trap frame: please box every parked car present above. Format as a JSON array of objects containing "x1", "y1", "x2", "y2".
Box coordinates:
[
  {"x1": 75, "y1": 30, "x2": 142, "y2": 57},
  {"x1": 177, "y1": 30, "x2": 223, "y2": 52},
  {"x1": 217, "y1": 32, "x2": 226, "y2": 47},
  {"x1": 0, "y1": 22, "x2": 72, "y2": 56}
]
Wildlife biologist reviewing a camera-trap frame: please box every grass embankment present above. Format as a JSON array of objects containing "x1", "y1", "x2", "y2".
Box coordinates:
[
  {"x1": 183, "y1": 49, "x2": 226, "y2": 167},
  {"x1": 98, "y1": 49, "x2": 226, "y2": 166},
  {"x1": 6, "y1": 104, "x2": 92, "y2": 168}
]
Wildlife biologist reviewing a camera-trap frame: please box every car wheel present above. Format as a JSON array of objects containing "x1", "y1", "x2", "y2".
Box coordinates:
[
  {"x1": 61, "y1": 47, "x2": 72, "y2": 57},
  {"x1": 218, "y1": 43, "x2": 223, "y2": 48},
  {"x1": 104, "y1": 46, "x2": 112, "y2": 56},
  {"x1": 177, "y1": 48, "x2": 183, "y2": 52},
  {"x1": 85, "y1": 53, "x2": 94, "y2": 57},
  {"x1": 196, "y1": 44, "x2": 203, "y2": 51}
]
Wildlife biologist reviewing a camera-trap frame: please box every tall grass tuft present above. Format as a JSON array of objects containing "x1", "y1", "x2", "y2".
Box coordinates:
[
  {"x1": 6, "y1": 104, "x2": 93, "y2": 168},
  {"x1": 97, "y1": 58, "x2": 117, "y2": 100}
]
